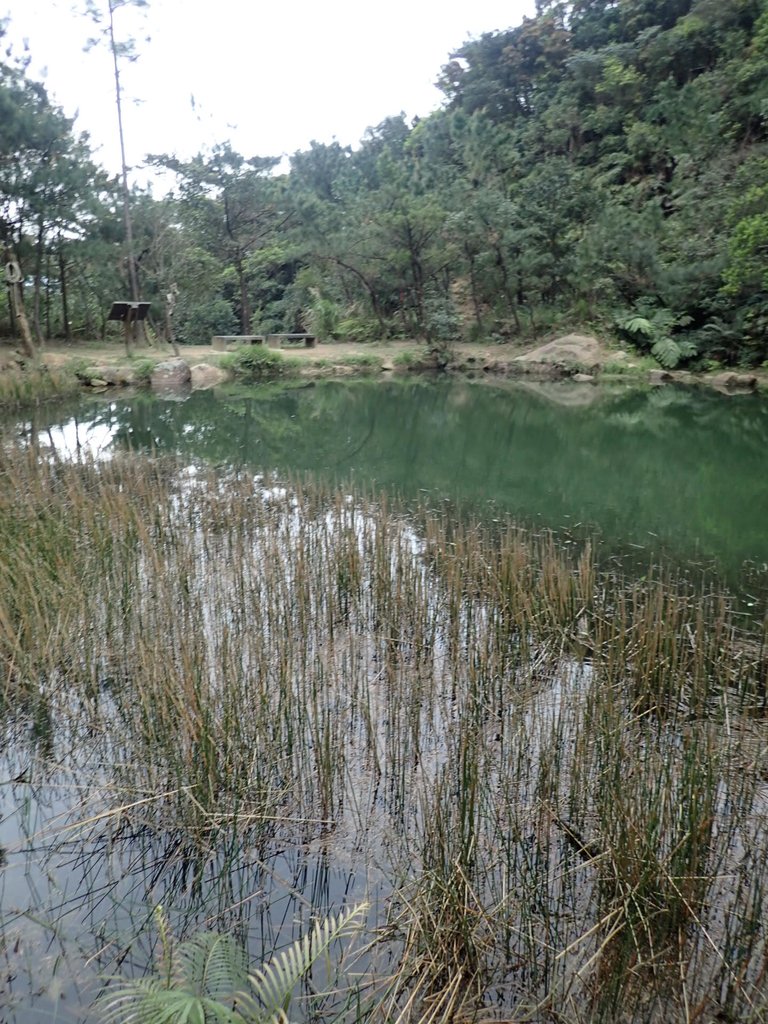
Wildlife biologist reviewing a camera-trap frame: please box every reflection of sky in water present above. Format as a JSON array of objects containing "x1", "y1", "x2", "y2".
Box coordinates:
[{"x1": 35, "y1": 410, "x2": 119, "y2": 461}]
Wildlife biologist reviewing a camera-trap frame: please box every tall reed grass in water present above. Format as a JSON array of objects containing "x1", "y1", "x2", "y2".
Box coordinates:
[{"x1": 0, "y1": 442, "x2": 766, "y2": 1023}]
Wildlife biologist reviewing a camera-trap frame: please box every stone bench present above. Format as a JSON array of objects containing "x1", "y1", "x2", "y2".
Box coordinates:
[
  {"x1": 212, "y1": 335, "x2": 265, "y2": 351},
  {"x1": 266, "y1": 333, "x2": 317, "y2": 348}
]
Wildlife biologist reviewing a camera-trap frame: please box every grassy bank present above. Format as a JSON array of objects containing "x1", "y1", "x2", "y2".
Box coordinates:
[
  {"x1": 0, "y1": 360, "x2": 81, "y2": 408},
  {"x1": 1, "y1": 444, "x2": 767, "y2": 1022},
  {"x1": 2, "y1": 337, "x2": 766, "y2": 409}
]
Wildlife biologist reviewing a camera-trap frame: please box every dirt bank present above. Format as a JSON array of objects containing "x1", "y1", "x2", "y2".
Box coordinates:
[{"x1": 2, "y1": 334, "x2": 765, "y2": 395}]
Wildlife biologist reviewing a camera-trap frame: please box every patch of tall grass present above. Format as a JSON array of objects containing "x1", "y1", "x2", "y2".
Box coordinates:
[
  {"x1": 0, "y1": 362, "x2": 81, "y2": 408},
  {"x1": 0, "y1": 442, "x2": 766, "y2": 1022}
]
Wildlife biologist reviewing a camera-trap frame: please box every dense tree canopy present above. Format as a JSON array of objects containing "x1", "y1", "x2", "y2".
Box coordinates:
[{"x1": 2, "y1": 0, "x2": 768, "y2": 365}]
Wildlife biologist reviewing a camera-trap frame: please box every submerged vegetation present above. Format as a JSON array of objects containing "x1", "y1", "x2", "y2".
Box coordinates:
[{"x1": 1, "y1": 443, "x2": 767, "y2": 1022}]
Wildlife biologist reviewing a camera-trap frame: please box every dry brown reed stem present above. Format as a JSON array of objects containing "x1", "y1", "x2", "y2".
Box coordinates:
[{"x1": 0, "y1": 445, "x2": 767, "y2": 1022}]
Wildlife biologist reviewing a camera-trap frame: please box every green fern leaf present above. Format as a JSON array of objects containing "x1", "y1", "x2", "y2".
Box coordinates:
[
  {"x1": 676, "y1": 339, "x2": 698, "y2": 359},
  {"x1": 96, "y1": 905, "x2": 366, "y2": 1024},
  {"x1": 97, "y1": 935, "x2": 248, "y2": 1024},
  {"x1": 621, "y1": 315, "x2": 655, "y2": 336},
  {"x1": 176, "y1": 931, "x2": 248, "y2": 1003},
  {"x1": 99, "y1": 982, "x2": 245, "y2": 1024},
  {"x1": 651, "y1": 337, "x2": 682, "y2": 368},
  {"x1": 245, "y1": 903, "x2": 367, "y2": 1022},
  {"x1": 650, "y1": 309, "x2": 677, "y2": 331}
]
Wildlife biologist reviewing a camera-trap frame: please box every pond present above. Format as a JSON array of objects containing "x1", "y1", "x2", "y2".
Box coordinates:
[
  {"x1": 2, "y1": 376, "x2": 768, "y2": 1023},
  {"x1": 12, "y1": 376, "x2": 768, "y2": 578}
]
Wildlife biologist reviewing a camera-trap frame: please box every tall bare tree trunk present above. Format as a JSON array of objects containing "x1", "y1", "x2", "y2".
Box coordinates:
[
  {"x1": 45, "y1": 252, "x2": 52, "y2": 340},
  {"x1": 59, "y1": 241, "x2": 72, "y2": 343},
  {"x1": 4, "y1": 250, "x2": 36, "y2": 359},
  {"x1": 107, "y1": 0, "x2": 142, "y2": 352},
  {"x1": 10, "y1": 284, "x2": 37, "y2": 360},
  {"x1": 32, "y1": 214, "x2": 46, "y2": 347},
  {"x1": 235, "y1": 254, "x2": 252, "y2": 334},
  {"x1": 165, "y1": 287, "x2": 180, "y2": 356}
]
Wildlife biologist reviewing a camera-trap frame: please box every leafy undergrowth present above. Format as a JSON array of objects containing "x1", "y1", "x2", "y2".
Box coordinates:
[{"x1": 220, "y1": 345, "x2": 300, "y2": 382}]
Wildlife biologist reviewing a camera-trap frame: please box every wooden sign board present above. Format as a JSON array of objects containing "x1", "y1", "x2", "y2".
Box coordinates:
[{"x1": 108, "y1": 301, "x2": 151, "y2": 322}]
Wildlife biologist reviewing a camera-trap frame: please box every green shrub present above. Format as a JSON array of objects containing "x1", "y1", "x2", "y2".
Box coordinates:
[
  {"x1": 424, "y1": 293, "x2": 460, "y2": 344},
  {"x1": 393, "y1": 348, "x2": 420, "y2": 367},
  {"x1": 336, "y1": 315, "x2": 382, "y2": 343},
  {"x1": 340, "y1": 353, "x2": 383, "y2": 369},
  {"x1": 66, "y1": 356, "x2": 93, "y2": 377},
  {"x1": 700, "y1": 358, "x2": 724, "y2": 372},
  {"x1": 306, "y1": 294, "x2": 342, "y2": 339},
  {"x1": 130, "y1": 357, "x2": 158, "y2": 385},
  {"x1": 179, "y1": 299, "x2": 238, "y2": 346},
  {"x1": 602, "y1": 361, "x2": 635, "y2": 375},
  {"x1": 220, "y1": 345, "x2": 296, "y2": 382}
]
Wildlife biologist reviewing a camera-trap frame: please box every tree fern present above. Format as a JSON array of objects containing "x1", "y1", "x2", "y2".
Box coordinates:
[
  {"x1": 621, "y1": 315, "x2": 655, "y2": 337},
  {"x1": 620, "y1": 305, "x2": 698, "y2": 368},
  {"x1": 651, "y1": 336, "x2": 697, "y2": 368},
  {"x1": 651, "y1": 336, "x2": 682, "y2": 368}
]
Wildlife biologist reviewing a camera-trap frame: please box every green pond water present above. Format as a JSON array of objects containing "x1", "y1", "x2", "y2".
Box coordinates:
[
  {"x1": 16, "y1": 376, "x2": 768, "y2": 583},
  {"x1": 3, "y1": 375, "x2": 768, "y2": 1021}
]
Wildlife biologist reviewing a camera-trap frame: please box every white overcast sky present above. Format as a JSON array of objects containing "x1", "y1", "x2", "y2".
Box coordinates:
[{"x1": 4, "y1": 0, "x2": 534, "y2": 183}]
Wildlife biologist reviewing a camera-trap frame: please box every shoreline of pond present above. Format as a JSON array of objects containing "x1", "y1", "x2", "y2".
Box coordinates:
[{"x1": 0, "y1": 335, "x2": 766, "y2": 409}]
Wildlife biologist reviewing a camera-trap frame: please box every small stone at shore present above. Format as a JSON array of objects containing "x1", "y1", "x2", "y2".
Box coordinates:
[
  {"x1": 151, "y1": 358, "x2": 191, "y2": 389},
  {"x1": 711, "y1": 371, "x2": 757, "y2": 391},
  {"x1": 190, "y1": 363, "x2": 228, "y2": 389}
]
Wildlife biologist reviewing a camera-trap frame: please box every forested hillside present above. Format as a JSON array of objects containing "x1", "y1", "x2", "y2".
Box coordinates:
[{"x1": 2, "y1": 0, "x2": 768, "y2": 366}]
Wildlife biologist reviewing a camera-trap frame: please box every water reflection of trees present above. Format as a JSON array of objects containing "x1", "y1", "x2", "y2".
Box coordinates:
[{"x1": 12, "y1": 380, "x2": 768, "y2": 577}]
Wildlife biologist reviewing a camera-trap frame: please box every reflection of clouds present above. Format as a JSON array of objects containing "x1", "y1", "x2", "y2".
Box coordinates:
[{"x1": 43, "y1": 415, "x2": 119, "y2": 461}]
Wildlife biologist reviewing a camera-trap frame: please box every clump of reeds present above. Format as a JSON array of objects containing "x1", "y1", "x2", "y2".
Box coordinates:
[
  {"x1": 0, "y1": 440, "x2": 767, "y2": 1024},
  {"x1": 0, "y1": 361, "x2": 81, "y2": 408}
]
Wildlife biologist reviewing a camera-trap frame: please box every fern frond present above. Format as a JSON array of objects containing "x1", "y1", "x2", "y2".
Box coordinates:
[
  {"x1": 98, "y1": 980, "x2": 245, "y2": 1024},
  {"x1": 98, "y1": 978, "x2": 157, "y2": 1024},
  {"x1": 96, "y1": 906, "x2": 366, "y2": 1024},
  {"x1": 176, "y1": 931, "x2": 248, "y2": 1002},
  {"x1": 622, "y1": 315, "x2": 654, "y2": 336},
  {"x1": 245, "y1": 902, "x2": 368, "y2": 1022},
  {"x1": 676, "y1": 339, "x2": 698, "y2": 359},
  {"x1": 651, "y1": 336, "x2": 682, "y2": 368},
  {"x1": 649, "y1": 308, "x2": 677, "y2": 331},
  {"x1": 97, "y1": 933, "x2": 248, "y2": 1024}
]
